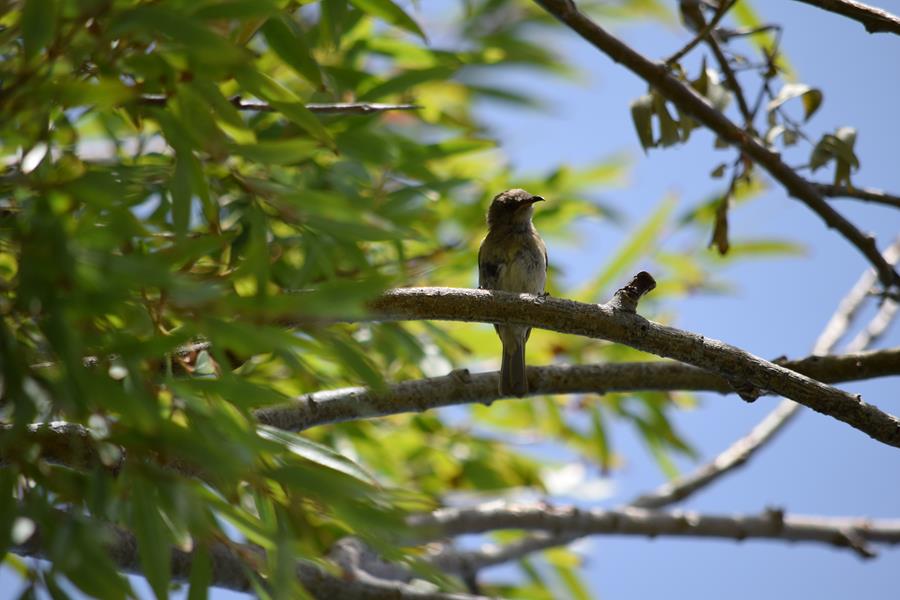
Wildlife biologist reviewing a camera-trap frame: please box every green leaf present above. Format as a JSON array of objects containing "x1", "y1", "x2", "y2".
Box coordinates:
[
  {"x1": 630, "y1": 94, "x2": 654, "y2": 151},
  {"x1": 110, "y1": 6, "x2": 247, "y2": 67},
  {"x1": 262, "y1": 16, "x2": 323, "y2": 88},
  {"x1": 46, "y1": 79, "x2": 137, "y2": 109},
  {"x1": 305, "y1": 214, "x2": 415, "y2": 241},
  {"x1": 171, "y1": 150, "x2": 193, "y2": 238},
  {"x1": 191, "y1": 0, "x2": 281, "y2": 20},
  {"x1": 360, "y1": 66, "x2": 457, "y2": 101},
  {"x1": 546, "y1": 549, "x2": 591, "y2": 600},
  {"x1": 21, "y1": 0, "x2": 57, "y2": 61},
  {"x1": 230, "y1": 138, "x2": 319, "y2": 164},
  {"x1": 589, "y1": 406, "x2": 612, "y2": 473},
  {"x1": 652, "y1": 93, "x2": 680, "y2": 147},
  {"x1": 718, "y1": 239, "x2": 807, "y2": 260},
  {"x1": 187, "y1": 542, "x2": 211, "y2": 600},
  {"x1": 131, "y1": 478, "x2": 171, "y2": 600},
  {"x1": 348, "y1": 0, "x2": 427, "y2": 40},
  {"x1": 322, "y1": 330, "x2": 386, "y2": 390},
  {"x1": 810, "y1": 127, "x2": 859, "y2": 182},
  {"x1": 767, "y1": 83, "x2": 823, "y2": 122},
  {"x1": 190, "y1": 81, "x2": 246, "y2": 131},
  {"x1": 577, "y1": 196, "x2": 675, "y2": 301},
  {"x1": 258, "y1": 426, "x2": 379, "y2": 485},
  {"x1": 709, "y1": 194, "x2": 730, "y2": 256}
]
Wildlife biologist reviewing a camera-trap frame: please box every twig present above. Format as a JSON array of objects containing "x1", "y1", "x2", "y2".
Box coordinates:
[
  {"x1": 628, "y1": 399, "x2": 801, "y2": 508},
  {"x1": 793, "y1": 0, "x2": 900, "y2": 35},
  {"x1": 410, "y1": 502, "x2": 900, "y2": 559},
  {"x1": 847, "y1": 294, "x2": 899, "y2": 353},
  {"x1": 813, "y1": 239, "x2": 896, "y2": 353},
  {"x1": 532, "y1": 0, "x2": 900, "y2": 291},
  {"x1": 706, "y1": 31, "x2": 754, "y2": 126},
  {"x1": 845, "y1": 242, "x2": 900, "y2": 351},
  {"x1": 356, "y1": 285, "x2": 900, "y2": 448},
  {"x1": 812, "y1": 183, "x2": 900, "y2": 210},
  {"x1": 137, "y1": 94, "x2": 421, "y2": 114},
  {"x1": 666, "y1": 0, "x2": 737, "y2": 64}
]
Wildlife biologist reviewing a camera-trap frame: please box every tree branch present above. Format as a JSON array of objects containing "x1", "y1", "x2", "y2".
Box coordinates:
[
  {"x1": 431, "y1": 239, "x2": 900, "y2": 571},
  {"x1": 812, "y1": 183, "x2": 900, "y2": 210},
  {"x1": 252, "y1": 347, "x2": 900, "y2": 431},
  {"x1": 631, "y1": 238, "x2": 900, "y2": 509},
  {"x1": 793, "y1": 0, "x2": 900, "y2": 35},
  {"x1": 137, "y1": 94, "x2": 420, "y2": 114},
  {"x1": 13, "y1": 514, "x2": 487, "y2": 599},
  {"x1": 532, "y1": 0, "x2": 900, "y2": 291},
  {"x1": 411, "y1": 502, "x2": 900, "y2": 559},
  {"x1": 9, "y1": 347, "x2": 899, "y2": 474},
  {"x1": 847, "y1": 291, "x2": 899, "y2": 353},
  {"x1": 351, "y1": 286, "x2": 900, "y2": 448},
  {"x1": 629, "y1": 399, "x2": 801, "y2": 509},
  {"x1": 666, "y1": 0, "x2": 736, "y2": 65}
]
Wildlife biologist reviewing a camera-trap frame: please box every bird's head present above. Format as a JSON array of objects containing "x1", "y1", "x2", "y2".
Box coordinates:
[{"x1": 486, "y1": 188, "x2": 545, "y2": 228}]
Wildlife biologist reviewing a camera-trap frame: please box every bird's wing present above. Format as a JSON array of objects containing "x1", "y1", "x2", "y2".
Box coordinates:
[{"x1": 478, "y1": 240, "x2": 503, "y2": 290}]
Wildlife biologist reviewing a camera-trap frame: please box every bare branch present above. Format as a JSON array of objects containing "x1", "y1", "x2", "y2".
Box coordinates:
[
  {"x1": 813, "y1": 239, "x2": 897, "y2": 354},
  {"x1": 355, "y1": 286, "x2": 900, "y2": 447},
  {"x1": 253, "y1": 347, "x2": 900, "y2": 431},
  {"x1": 813, "y1": 183, "x2": 900, "y2": 210},
  {"x1": 13, "y1": 514, "x2": 486, "y2": 599},
  {"x1": 633, "y1": 238, "x2": 900, "y2": 509},
  {"x1": 793, "y1": 0, "x2": 900, "y2": 35},
  {"x1": 532, "y1": 0, "x2": 900, "y2": 291},
  {"x1": 847, "y1": 294, "x2": 899, "y2": 353},
  {"x1": 9, "y1": 347, "x2": 899, "y2": 475},
  {"x1": 628, "y1": 399, "x2": 801, "y2": 509},
  {"x1": 137, "y1": 94, "x2": 420, "y2": 115},
  {"x1": 410, "y1": 502, "x2": 900, "y2": 559}
]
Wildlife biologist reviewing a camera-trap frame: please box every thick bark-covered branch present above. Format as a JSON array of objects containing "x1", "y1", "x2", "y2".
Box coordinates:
[
  {"x1": 355, "y1": 287, "x2": 900, "y2": 448},
  {"x1": 10, "y1": 348, "x2": 899, "y2": 473},
  {"x1": 13, "y1": 517, "x2": 485, "y2": 599},
  {"x1": 411, "y1": 503, "x2": 900, "y2": 559},
  {"x1": 253, "y1": 347, "x2": 900, "y2": 432},
  {"x1": 793, "y1": 0, "x2": 900, "y2": 35},
  {"x1": 532, "y1": 0, "x2": 900, "y2": 291}
]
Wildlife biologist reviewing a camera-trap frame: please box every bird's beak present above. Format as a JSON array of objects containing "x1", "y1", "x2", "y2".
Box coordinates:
[{"x1": 529, "y1": 195, "x2": 545, "y2": 204}]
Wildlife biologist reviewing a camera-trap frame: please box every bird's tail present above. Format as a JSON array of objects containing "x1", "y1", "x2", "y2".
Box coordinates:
[{"x1": 500, "y1": 337, "x2": 528, "y2": 397}]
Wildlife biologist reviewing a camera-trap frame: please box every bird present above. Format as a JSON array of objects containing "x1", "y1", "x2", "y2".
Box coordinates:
[{"x1": 478, "y1": 188, "x2": 548, "y2": 397}]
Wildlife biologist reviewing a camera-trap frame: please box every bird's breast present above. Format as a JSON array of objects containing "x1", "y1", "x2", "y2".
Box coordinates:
[{"x1": 479, "y1": 229, "x2": 546, "y2": 295}]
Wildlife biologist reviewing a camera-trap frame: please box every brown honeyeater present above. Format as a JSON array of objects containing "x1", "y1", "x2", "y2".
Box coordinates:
[{"x1": 478, "y1": 189, "x2": 548, "y2": 397}]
